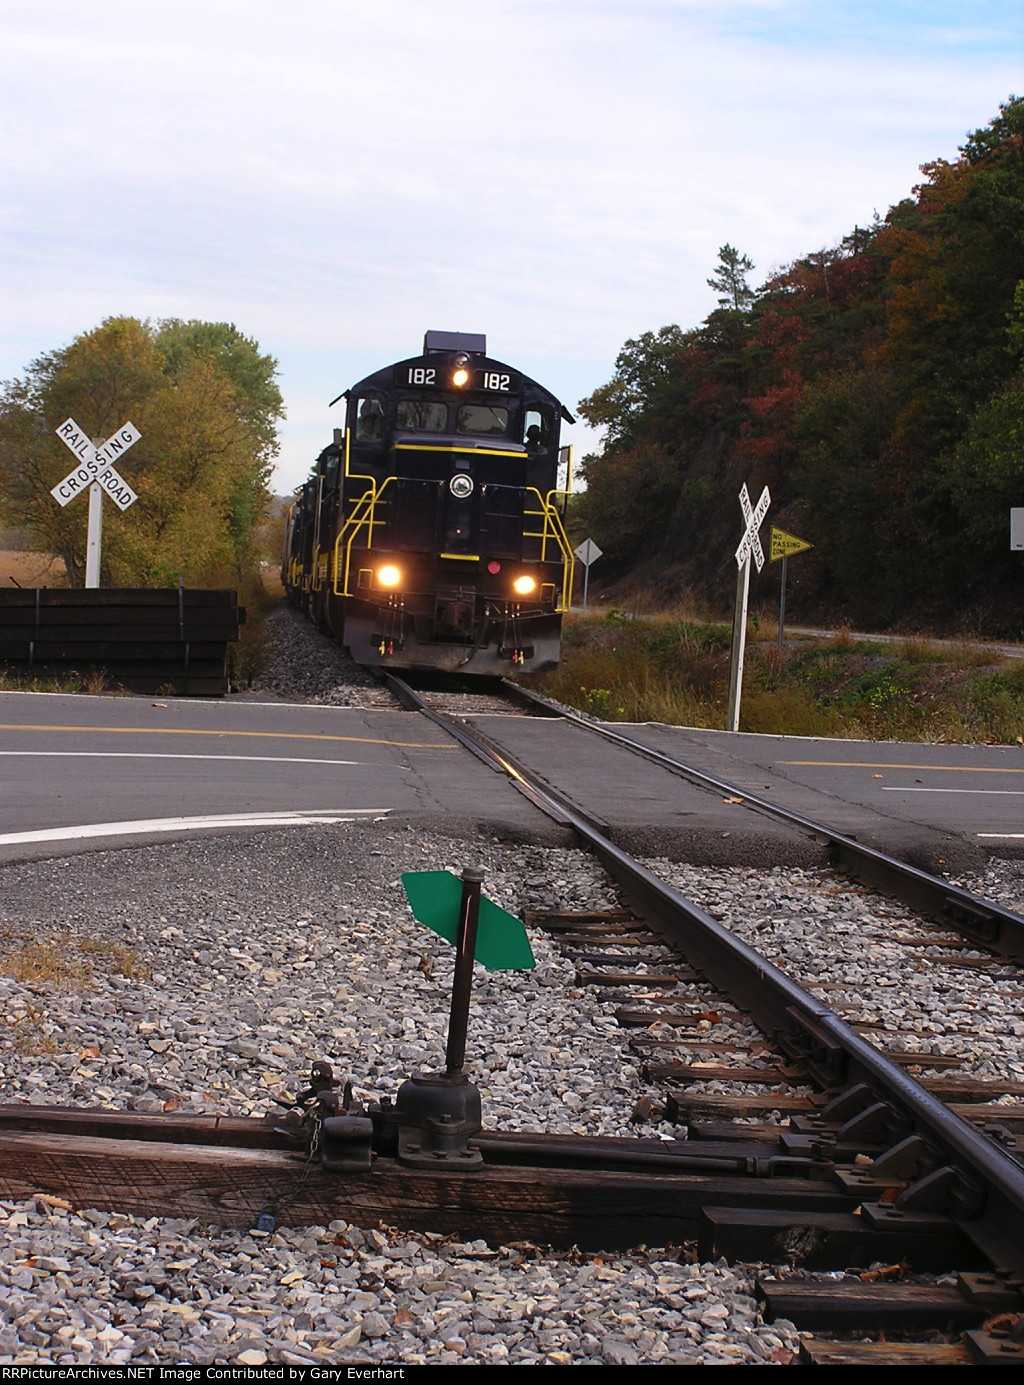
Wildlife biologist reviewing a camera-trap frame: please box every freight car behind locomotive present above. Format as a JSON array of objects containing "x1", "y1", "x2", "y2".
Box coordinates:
[{"x1": 282, "y1": 332, "x2": 575, "y2": 674}]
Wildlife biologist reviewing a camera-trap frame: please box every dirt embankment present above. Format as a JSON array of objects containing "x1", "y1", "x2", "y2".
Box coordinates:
[{"x1": 0, "y1": 551, "x2": 67, "y2": 588}]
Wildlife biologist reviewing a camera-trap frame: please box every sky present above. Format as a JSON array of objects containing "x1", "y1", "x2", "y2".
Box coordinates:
[{"x1": 2, "y1": 0, "x2": 1023, "y2": 494}]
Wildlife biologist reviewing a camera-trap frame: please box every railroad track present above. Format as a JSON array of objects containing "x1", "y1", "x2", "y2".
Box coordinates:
[
  {"x1": 3, "y1": 664, "x2": 1024, "y2": 1363},
  {"x1": 400, "y1": 673, "x2": 1024, "y2": 962},
  {"x1": 374, "y1": 671, "x2": 1024, "y2": 1363}
]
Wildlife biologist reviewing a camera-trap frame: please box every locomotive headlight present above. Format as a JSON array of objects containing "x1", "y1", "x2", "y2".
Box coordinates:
[
  {"x1": 512, "y1": 575, "x2": 536, "y2": 596},
  {"x1": 377, "y1": 564, "x2": 402, "y2": 588},
  {"x1": 449, "y1": 473, "x2": 474, "y2": 499},
  {"x1": 451, "y1": 354, "x2": 470, "y2": 388}
]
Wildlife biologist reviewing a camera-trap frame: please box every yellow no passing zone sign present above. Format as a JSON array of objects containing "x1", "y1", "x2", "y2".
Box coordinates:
[{"x1": 770, "y1": 527, "x2": 812, "y2": 562}]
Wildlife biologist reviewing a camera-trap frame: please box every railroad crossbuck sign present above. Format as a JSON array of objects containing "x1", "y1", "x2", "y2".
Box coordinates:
[
  {"x1": 727, "y1": 483, "x2": 771, "y2": 733},
  {"x1": 51, "y1": 418, "x2": 140, "y2": 511},
  {"x1": 51, "y1": 417, "x2": 141, "y2": 589},
  {"x1": 735, "y1": 483, "x2": 771, "y2": 572}
]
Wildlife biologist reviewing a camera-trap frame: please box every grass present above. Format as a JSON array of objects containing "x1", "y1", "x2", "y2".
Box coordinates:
[
  {"x1": 6, "y1": 1003, "x2": 60, "y2": 1057},
  {"x1": 0, "y1": 667, "x2": 120, "y2": 694},
  {"x1": 0, "y1": 548, "x2": 68, "y2": 588},
  {"x1": 528, "y1": 607, "x2": 1024, "y2": 744},
  {"x1": 0, "y1": 935, "x2": 151, "y2": 989},
  {"x1": 229, "y1": 568, "x2": 282, "y2": 689},
  {"x1": 0, "y1": 935, "x2": 152, "y2": 1056}
]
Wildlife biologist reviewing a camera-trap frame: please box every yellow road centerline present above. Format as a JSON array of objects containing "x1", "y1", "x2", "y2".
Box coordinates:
[{"x1": 0, "y1": 722, "x2": 454, "y2": 750}]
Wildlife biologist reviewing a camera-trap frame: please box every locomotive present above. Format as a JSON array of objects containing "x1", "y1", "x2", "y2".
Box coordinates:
[{"x1": 282, "y1": 332, "x2": 575, "y2": 674}]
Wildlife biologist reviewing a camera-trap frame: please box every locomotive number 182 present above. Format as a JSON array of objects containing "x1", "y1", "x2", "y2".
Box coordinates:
[{"x1": 403, "y1": 366, "x2": 514, "y2": 391}]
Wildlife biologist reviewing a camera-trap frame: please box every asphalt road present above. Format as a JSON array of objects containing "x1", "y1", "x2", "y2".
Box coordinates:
[
  {"x1": 630, "y1": 725, "x2": 1024, "y2": 851},
  {"x1": 2, "y1": 689, "x2": 1022, "y2": 872},
  {"x1": 462, "y1": 716, "x2": 1024, "y2": 874},
  {"x1": 0, "y1": 690, "x2": 560, "y2": 864}
]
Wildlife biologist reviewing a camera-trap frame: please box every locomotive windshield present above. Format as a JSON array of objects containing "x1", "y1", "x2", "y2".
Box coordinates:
[
  {"x1": 396, "y1": 399, "x2": 448, "y2": 431},
  {"x1": 457, "y1": 404, "x2": 509, "y2": 436}
]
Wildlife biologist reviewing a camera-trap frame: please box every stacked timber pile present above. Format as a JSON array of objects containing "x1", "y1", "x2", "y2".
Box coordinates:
[{"x1": 0, "y1": 588, "x2": 244, "y2": 696}]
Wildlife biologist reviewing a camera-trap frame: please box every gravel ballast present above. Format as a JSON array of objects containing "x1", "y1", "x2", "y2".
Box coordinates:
[{"x1": 1, "y1": 825, "x2": 798, "y2": 1366}]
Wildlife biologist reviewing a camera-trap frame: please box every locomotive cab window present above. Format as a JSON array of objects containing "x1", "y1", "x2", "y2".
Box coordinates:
[
  {"x1": 355, "y1": 394, "x2": 386, "y2": 442},
  {"x1": 457, "y1": 404, "x2": 509, "y2": 437},
  {"x1": 319, "y1": 451, "x2": 341, "y2": 494},
  {"x1": 523, "y1": 406, "x2": 553, "y2": 452},
  {"x1": 396, "y1": 399, "x2": 448, "y2": 432}
]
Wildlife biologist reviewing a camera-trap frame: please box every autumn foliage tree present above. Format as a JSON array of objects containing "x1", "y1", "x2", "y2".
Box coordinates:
[
  {"x1": 578, "y1": 98, "x2": 1024, "y2": 632},
  {"x1": 0, "y1": 317, "x2": 284, "y2": 588}
]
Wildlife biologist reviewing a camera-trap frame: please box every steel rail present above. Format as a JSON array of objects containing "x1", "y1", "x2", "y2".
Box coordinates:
[
  {"x1": 386, "y1": 672, "x2": 1024, "y2": 1279},
  {"x1": 502, "y1": 682, "x2": 1024, "y2": 964}
]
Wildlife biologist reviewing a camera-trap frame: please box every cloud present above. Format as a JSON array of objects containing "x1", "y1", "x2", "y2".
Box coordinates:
[{"x1": 2, "y1": 1, "x2": 1022, "y2": 487}]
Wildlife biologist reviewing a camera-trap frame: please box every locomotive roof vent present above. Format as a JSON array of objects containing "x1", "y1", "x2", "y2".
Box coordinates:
[{"x1": 423, "y1": 330, "x2": 486, "y2": 356}]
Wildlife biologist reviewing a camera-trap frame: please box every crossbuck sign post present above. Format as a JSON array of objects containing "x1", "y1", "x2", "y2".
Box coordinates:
[
  {"x1": 51, "y1": 418, "x2": 141, "y2": 588},
  {"x1": 726, "y1": 482, "x2": 770, "y2": 733}
]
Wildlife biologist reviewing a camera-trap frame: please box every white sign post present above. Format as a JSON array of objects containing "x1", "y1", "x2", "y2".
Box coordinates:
[
  {"x1": 51, "y1": 418, "x2": 141, "y2": 588},
  {"x1": 573, "y1": 537, "x2": 602, "y2": 610},
  {"x1": 726, "y1": 483, "x2": 770, "y2": 733}
]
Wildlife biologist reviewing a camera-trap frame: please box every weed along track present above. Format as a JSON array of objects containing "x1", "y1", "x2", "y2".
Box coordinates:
[{"x1": 530, "y1": 611, "x2": 1024, "y2": 746}]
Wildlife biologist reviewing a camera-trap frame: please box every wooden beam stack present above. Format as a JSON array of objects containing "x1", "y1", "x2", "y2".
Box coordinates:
[{"x1": 0, "y1": 588, "x2": 245, "y2": 696}]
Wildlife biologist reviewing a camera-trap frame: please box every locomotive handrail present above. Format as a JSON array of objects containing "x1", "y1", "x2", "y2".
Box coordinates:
[
  {"x1": 333, "y1": 479, "x2": 395, "y2": 597},
  {"x1": 525, "y1": 487, "x2": 575, "y2": 610},
  {"x1": 342, "y1": 426, "x2": 375, "y2": 487},
  {"x1": 310, "y1": 543, "x2": 323, "y2": 592}
]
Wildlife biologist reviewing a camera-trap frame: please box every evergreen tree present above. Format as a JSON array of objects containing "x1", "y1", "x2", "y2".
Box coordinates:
[{"x1": 707, "y1": 244, "x2": 756, "y2": 313}]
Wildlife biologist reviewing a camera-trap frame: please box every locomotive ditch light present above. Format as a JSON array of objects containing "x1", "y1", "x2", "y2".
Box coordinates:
[
  {"x1": 377, "y1": 564, "x2": 403, "y2": 588},
  {"x1": 512, "y1": 575, "x2": 536, "y2": 596},
  {"x1": 449, "y1": 473, "x2": 474, "y2": 498},
  {"x1": 451, "y1": 354, "x2": 471, "y2": 388}
]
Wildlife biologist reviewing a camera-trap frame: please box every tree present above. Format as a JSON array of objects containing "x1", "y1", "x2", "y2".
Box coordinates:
[
  {"x1": 574, "y1": 440, "x2": 681, "y2": 571},
  {"x1": 577, "y1": 325, "x2": 690, "y2": 448},
  {"x1": 154, "y1": 320, "x2": 285, "y2": 575},
  {"x1": 707, "y1": 244, "x2": 756, "y2": 313},
  {"x1": 0, "y1": 317, "x2": 283, "y2": 587},
  {"x1": 575, "y1": 101, "x2": 1024, "y2": 626},
  {"x1": 154, "y1": 319, "x2": 282, "y2": 472}
]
